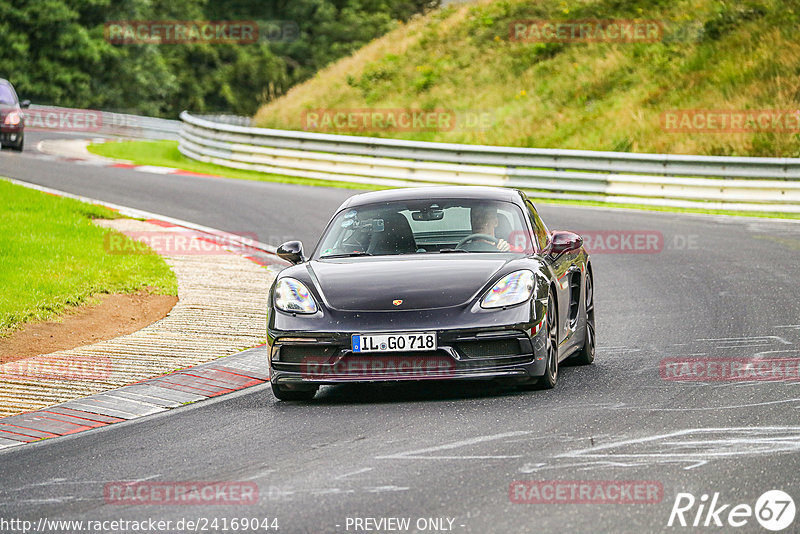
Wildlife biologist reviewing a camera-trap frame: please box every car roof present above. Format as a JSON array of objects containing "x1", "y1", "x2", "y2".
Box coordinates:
[{"x1": 340, "y1": 186, "x2": 526, "y2": 209}]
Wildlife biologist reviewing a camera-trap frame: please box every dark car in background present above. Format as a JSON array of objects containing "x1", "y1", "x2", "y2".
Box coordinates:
[
  {"x1": 267, "y1": 186, "x2": 595, "y2": 401},
  {"x1": 0, "y1": 79, "x2": 30, "y2": 151}
]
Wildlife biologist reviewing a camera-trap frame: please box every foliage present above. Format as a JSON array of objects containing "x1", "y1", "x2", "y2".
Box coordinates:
[{"x1": 0, "y1": 0, "x2": 437, "y2": 116}]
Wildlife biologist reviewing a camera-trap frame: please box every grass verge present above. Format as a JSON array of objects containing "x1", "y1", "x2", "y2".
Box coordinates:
[
  {"x1": 89, "y1": 140, "x2": 800, "y2": 221},
  {"x1": 0, "y1": 179, "x2": 178, "y2": 334}
]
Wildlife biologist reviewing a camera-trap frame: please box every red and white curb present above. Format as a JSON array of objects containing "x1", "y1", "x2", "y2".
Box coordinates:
[
  {"x1": 0, "y1": 346, "x2": 268, "y2": 449},
  {"x1": 0, "y1": 178, "x2": 288, "y2": 450},
  {"x1": 108, "y1": 161, "x2": 226, "y2": 179},
  {"x1": 33, "y1": 137, "x2": 227, "y2": 179}
]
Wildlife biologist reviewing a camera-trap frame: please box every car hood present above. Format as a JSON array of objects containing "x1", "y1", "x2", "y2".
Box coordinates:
[{"x1": 306, "y1": 255, "x2": 515, "y2": 311}]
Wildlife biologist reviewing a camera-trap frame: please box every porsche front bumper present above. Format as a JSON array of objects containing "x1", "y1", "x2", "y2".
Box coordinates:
[{"x1": 267, "y1": 301, "x2": 549, "y2": 386}]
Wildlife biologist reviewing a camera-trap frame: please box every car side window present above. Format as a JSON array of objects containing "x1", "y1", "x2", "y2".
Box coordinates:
[
  {"x1": 0, "y1": 84, "x2": 17, "y2": 106},
  {"x1": 526, "y1": 201, "x2": 549, "y2": 251}
]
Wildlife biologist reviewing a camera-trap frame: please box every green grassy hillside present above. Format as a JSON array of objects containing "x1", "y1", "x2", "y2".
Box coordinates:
[{"x1": 254, "y1": 0, "x2": 800, "y2": 157}]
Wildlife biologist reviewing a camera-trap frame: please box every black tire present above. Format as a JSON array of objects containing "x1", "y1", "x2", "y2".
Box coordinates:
[
  {"x1": 519, "y1": 288, "x2": 559, "y2": 391},
  {"x1": 10, "y1": 134, "x2": 23, "y2": 152},
  {"x1": 271, "y1": 382, "x2": 318, "y2": 401},
  {"x1": 572, "y1": 272, "x2": 595, "y2": 366}
]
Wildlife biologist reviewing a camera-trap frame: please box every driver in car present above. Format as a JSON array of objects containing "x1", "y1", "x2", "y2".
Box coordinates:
[{"x1": 464, "y1": 204, "x2": 511, "y2": 252}]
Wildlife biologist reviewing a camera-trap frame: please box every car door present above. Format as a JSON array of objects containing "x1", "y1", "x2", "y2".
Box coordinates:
[{"x1": 525, "y1": 200, "x2": 577, "y2": 354}]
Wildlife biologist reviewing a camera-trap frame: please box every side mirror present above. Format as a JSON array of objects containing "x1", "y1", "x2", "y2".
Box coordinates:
[
  {"x1": 549, "y1": 231, "x2": 583, "y2": 256},
  {"x1": 277, "y1": 240, "x2": 304, "y2": 264},
  {"x1": 20, "y1": 100, "x2": 30, "y2": 109}
]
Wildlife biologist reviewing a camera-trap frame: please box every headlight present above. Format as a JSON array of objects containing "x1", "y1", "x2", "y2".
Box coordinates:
[
  {"x1": 274, "y1": 278, "x2": 318, "y2": 314},
  {"x1": 481, "y1": 270, "x2": 535, "y2": 309},
  {"x1": 4, "y1": 111, "x2": 21, "y2": 126}
]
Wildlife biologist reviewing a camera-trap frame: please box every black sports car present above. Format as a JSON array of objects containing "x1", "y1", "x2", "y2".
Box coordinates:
[
  {"x1": 0, "y1": 79, "x2": 29, "y2": 151},
  {"x1": 267, "y1": 186, "x2": 594, "y2": 400}
]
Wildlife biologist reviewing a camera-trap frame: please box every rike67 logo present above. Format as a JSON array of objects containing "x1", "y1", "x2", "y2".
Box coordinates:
[{"x1": 668, "y1": 490, "x2": 795, "y2": 531}]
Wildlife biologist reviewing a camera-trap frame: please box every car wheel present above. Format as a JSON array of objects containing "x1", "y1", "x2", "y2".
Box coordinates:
[
  {"x1": 519, "y1": 288, "x2": 558, "y2": 391},
  {"x1": 11, "y1": 134, "x2": 23, "y2": 152},
  {"x1": 572, "y1": 272, "x2": 595, "y2": 366},
  {"x1": 271, "y1": 382, "x2": 318, "y2": 401}
]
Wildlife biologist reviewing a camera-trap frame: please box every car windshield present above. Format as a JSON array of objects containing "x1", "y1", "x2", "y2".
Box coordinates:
[
  {"x1": 0, "y1": 84, "x2": 17, "y2": 106},
  {"x1": 316, "y1": 199, "x2": 533, "y2": 258}
]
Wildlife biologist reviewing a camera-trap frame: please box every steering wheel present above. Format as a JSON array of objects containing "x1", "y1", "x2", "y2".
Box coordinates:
[{"x1": 455, "y1": 233, "x2": 497, "y2": 249}]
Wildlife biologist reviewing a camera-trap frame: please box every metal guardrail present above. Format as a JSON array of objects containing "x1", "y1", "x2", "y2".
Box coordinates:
[
  {"x1": 193, "y1": 114, "x2": 253, "y2": 127},
  {"x1": 28, "y1": 104, "x2": 180, "y2": 140},
  {"x1": 178, "y1": 111, "x2": 800, "y2": 213}
]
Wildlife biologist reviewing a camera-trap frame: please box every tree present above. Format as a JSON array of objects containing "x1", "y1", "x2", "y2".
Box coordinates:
[{"x1": 0, "y1": 0, "x2": 437, "y2": 116}]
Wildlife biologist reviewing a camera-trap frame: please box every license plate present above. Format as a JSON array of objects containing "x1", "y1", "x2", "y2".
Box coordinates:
[{"x1": 352, "y1": 332, "x2": 437, "y2": 353}]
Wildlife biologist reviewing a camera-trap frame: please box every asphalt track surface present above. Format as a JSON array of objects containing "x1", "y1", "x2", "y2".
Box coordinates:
[{"x1": 1, "y1": 132, "x2": 799, "y2": 533}]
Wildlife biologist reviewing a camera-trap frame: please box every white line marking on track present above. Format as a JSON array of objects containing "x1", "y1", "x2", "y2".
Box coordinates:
[
  {"x1": 335, "y1": 467, "x2": 373, "y2": 480},
  {"x1": 521, "y1": 427, "x2": 800, "y2": 472},
  {"x1": 310, "y1": 488, "x2": 354, "y2": 496},
  {"x1": 375, "y1": 430, "x2": 532, "y2": 460},
  {"x1": 241, "y1": 468, "x2": 278, "y2": 482},
  {"x1": 682, "y1": 460, "x2": 709, "y2": 470},
  {"x1": 364, "y1": 486, "x2": 410, "y2": 493},
  {"x1": 696, "y1": 335, "x2": 791, "y2": 345},
  {"x1": 618, "y1": 398, "x2": 800, "y2": 411}
]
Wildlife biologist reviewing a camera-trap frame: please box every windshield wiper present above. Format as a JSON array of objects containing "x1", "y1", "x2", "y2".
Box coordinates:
[
  {"x1": 320, "y1": 251, "x2": 373, "y2": 259},
  {"x1": 438, "y1": 248, "x2": 471, "y2": 253}
]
